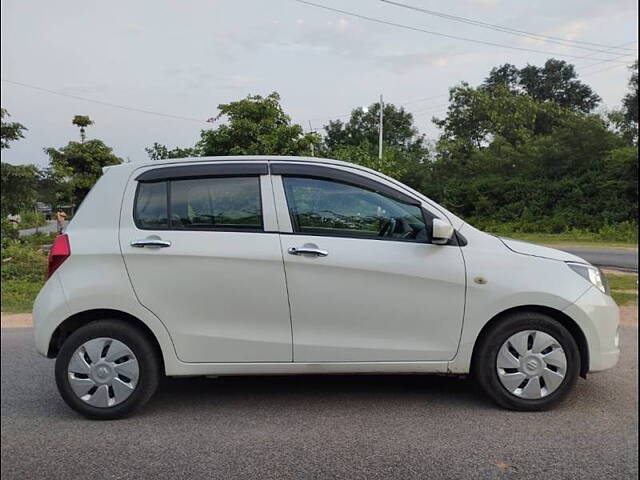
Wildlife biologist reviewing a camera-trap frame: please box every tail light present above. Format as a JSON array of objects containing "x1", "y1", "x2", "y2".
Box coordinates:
[{"x1": 48, "y1": 234, "x2": 71, "y2": 278}]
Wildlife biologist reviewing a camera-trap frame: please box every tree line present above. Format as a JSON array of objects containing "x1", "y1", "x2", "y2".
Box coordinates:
[{"x1": 1, "y1": 58, "x2": 637, "y2": 234}]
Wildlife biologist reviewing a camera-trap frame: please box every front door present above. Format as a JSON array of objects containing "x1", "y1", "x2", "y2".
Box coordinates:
[
  {"x1": 119, "y1": 163, "x2": 292, "y2": 363},
  {"x1": 276, "y1": 173, "x2": 466, "y2": 362}
]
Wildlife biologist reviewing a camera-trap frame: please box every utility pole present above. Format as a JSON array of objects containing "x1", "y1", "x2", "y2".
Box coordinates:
[
  {"x1": 378, "y1": 94, "x2": 383, "y2": 159},
  {"x1": 308, "y1": 120, "x2": 316, "y2": 157}
]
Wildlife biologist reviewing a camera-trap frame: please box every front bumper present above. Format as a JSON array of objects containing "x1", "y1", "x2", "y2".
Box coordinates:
[{"x1": 563, "y1": 286, "x2": 620, "y2": 372}]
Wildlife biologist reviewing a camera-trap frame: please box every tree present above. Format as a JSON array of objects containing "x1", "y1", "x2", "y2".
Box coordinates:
[
  {"x1": 146, "y1": 92, "x2": 319, "y2": 160},
  {"x1": 484, "y1": 59, "x2": 600, "y2": 112},
  {"x1": 1, "y1": 108, "x2": 27, "y2": 149},
  {"x1": 72, "y1": 115, "x2": 94, "y2": 143},
  {"x1": 322, "y1": 102, "x2": 430, "y2": 187},
  {"x1": 433, "y1": 83, "x2": 567, "y2": 164},
  {"x1": 145, "y1": 142, "x2": 200, "y2": 160},
  {"x1": 622, "y1": 61, "x2": 638, "y2": 127},
  {"x1": 45, "y1": 139, "x2": 123, "y2": 205},
  {"x1": 197, "y1": 92, "x2": 319, "y2": 156},
  {"x1": 0, "y1": 162, "x2": 40, "y2": 215}
]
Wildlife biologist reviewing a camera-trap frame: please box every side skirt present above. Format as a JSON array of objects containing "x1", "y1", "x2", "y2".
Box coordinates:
[{"x1": 165, "y1": 361, "x2": 452, "y2": 377}]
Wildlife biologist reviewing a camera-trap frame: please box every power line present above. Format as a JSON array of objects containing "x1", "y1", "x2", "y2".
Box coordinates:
[
  {"x1": 583, "y1": 62, "x2": 633, "y2": 77},
  {"x1": 580, "y1": 51, "x2": 637, "y2": 71},
  {"x1": 381, "y1": 0, "x2": 636, "y2": 55},
  {"x1": 1, "y1": 79, "x2": 211, "y2": 124},
  {"x1": 293, "y1": 0, "x2": 630, "y2": 64},
  {"x1": 399, "y1": 93, "x2": 448, "y2": 105}
]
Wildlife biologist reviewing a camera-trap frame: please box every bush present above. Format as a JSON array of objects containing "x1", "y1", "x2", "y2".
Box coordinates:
[
  {"x1": 1, "y1": 218, "x2": 19, "y2": 250},
  {"x1": 18, "y1": 210, "x2": 46, "y2": 229},
  {"x1": 1, "y1": 242, "x2": 48, "y2": 282}
]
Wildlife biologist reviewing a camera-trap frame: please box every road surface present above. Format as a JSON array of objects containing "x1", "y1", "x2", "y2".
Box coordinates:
[
  {"x1": 558, "y1": 247, "x2": 638, "y2": 272},
  {"x1": 1, "y1": 325, "x2": 637, "y2": 479},
  {"x1": 17, "y1": 220, "x2": 58, "y2": 237}
]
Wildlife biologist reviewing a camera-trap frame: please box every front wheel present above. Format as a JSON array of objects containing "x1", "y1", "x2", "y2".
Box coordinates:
[
  {"x1": 473, "y1": 311, "x2": 580, "y2": 411},
  {"x1": 55, "y1": 319, "x2": 160, "y2": 420}
]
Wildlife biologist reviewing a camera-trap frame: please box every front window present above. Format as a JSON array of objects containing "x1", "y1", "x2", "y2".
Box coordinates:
[{"x1": 283, "y1": 177, "x2": 427, "y2": 242}]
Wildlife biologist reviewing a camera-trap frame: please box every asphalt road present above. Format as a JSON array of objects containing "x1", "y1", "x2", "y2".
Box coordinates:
[
  {"x1": 1, "y1": 327, "x2": 637, "y2": 479},
  {"x1": 17, "y1": 220, "x2": 58, "y2": 237},
  {"x1": 558, "y1": 247, "x2": 638, "y2": 272}
]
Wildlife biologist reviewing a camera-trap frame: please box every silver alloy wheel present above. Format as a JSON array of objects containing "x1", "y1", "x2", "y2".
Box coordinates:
[
  {"x1": 496, "y1": 330, "x2": 567, "y2": 399},
  {"x1": 67, "y1": 337, "x2": 139, "y2": 408}
]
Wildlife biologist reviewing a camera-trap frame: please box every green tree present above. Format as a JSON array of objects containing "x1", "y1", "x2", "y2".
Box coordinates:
[
  {"x1": 72, "y1": 115, "x2": 94, "y2": 143},
  {"x1": 197, "y1": 92, "x2": 319, "y2": 156},
  {"x1": 45, "y1": 139, "x2": 123, "y2": 205},
  {"x1": 322, "y1": 102, "x2": 430, "y2": 188},
  {"x1": 484, "y1": 59, "x2": 600, "y2": 112},
  {"x1": 1, "y1": 108, "x2": 27, "y2": 149},
  {"x1": 0, "y1": 162, "x2": 40, "y2": 215},
  {"x1": 145, "y1": 142, "x2": 200, "y2": 160}
]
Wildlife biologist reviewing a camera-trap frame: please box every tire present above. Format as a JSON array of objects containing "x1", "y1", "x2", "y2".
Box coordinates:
[
  {"x1": 55, "y1": 319, "x2": 161, "y2": 420},
  {"x1": 473, "y1": 311, "x2": 580, "y2": 411}
]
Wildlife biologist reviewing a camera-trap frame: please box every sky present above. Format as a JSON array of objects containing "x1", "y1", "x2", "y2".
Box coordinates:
[{"x1": 1, "y1": 0, "x2": 637, "y2": 167}]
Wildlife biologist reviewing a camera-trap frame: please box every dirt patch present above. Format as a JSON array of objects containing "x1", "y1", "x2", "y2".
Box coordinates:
[
  {"x1": 1, "y1": 313, "x2": 33, "y2": 328},
  {"x1": 603, "y1": 269, "x2": 637, "y2": 276},
  {"x1": 620, "y1": 303, "x2": 638, "y2": 327}
]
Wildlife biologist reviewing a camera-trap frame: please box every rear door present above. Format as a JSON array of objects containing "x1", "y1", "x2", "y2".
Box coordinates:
[
  {"x1": 119, "y1": 162, "x2": 292, "y2": 363},
  {"x1": 272, "y1": 163, "x2": 466, "y2": 362}
]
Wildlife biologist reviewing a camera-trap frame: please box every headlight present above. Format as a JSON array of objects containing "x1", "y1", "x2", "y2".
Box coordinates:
[{"x1": 567, "y1": 262, "x2": 610, "y2": 295}]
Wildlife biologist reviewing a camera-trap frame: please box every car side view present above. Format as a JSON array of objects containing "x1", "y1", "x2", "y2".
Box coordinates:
[{"x1": 33, "y1": 156, "x2": 620, "y2": 419}]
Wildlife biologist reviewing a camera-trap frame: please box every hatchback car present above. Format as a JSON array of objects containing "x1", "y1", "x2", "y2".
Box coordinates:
[{"x1": 33, "y1": 156, "x2": 620, "y2": 419}]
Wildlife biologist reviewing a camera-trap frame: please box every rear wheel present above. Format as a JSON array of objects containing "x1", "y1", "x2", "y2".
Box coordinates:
[
  {"x1": 473, "y1": 311, "x2": 580, "y2": 411},
  {"x1": 55, "y1": 319, "x2": 160, "y2": 419}
]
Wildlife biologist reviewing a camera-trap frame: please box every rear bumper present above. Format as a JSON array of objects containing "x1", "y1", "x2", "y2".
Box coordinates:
[
  {"x1": 563, "y1": 286, "x2": 620, "y2": 372},
  {"x1": 33, "y1": 274, "x2": 71, "y2": 357}
]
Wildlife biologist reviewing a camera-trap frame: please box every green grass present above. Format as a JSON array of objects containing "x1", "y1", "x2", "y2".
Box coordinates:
[
  {"x1": 611, "y1": 292, "x2": 638, "y2": 306},
  {"x1": 1, "y1": 279, "x2": 45, "y2": 313},
  {"x1": 605, "y1": 272, "x2": 638, "y2": 306},
  {"x1": 608, "y1": 274, "x2": 638, "y2": 292}
]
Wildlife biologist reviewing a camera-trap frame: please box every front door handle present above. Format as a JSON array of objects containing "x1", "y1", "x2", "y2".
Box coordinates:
[
  {"x1": 288, "y1": 246, "x2": 328, "y2": 257},
  {"x1": 131, "y1": 239, "x2": 171, "y2": 248}
]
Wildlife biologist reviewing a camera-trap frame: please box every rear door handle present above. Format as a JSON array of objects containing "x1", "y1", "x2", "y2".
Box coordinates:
[
  {"x1": 131, "y1": 239, "x2": 171, "y2": 248},
  {"x1": 288, "y1": 247, "x2": 328, "y2": 257}
]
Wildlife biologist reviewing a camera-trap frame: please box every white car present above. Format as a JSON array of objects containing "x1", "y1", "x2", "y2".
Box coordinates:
[{"x1": 33, "y1": 156, "x2": 619, "y2": 419}]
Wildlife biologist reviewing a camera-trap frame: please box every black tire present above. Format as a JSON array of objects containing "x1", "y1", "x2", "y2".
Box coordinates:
[
  {"x1": 473, "y1": 311, "x2": 580, "y2": 411},
  {"x1": 55, "y1": 319, "x2": 161, "y2": 420}
]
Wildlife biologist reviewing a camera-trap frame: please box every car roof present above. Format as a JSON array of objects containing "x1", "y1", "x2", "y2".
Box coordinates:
[{"x1": 104, "y1": 155, "x2": 358, "y2": 173}]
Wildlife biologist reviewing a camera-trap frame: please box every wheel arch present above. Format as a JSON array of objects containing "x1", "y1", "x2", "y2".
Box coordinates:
[
  {"x1": 470, "y1": 305, "x2": 590, "y2": 378},
  {"x1": 47, "y1": 308, "x2": 165, "y2": 373}
]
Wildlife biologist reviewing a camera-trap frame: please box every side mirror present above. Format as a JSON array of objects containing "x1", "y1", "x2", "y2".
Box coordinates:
[{"x1": 432, "y1": 218, "x2": 454, "y2": 245}]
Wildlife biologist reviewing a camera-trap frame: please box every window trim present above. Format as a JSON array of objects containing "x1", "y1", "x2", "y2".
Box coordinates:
[
  {"x1": 281, "y1": 175, "x2": 431, "y2": 244},
  {"x1": 133, "y1": 175, "x2": 265, "y2": 233},
  {"x1": 270, "y1": 163, "x2": 420, "y2": 206},
  {"x1": 136, "y1": 163, "x2": 268, "y2": 182}
]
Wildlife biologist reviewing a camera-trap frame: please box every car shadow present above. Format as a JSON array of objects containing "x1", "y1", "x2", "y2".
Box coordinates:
[{"x1": 143, "y1": 373, "x2": 496, "y2": 416}]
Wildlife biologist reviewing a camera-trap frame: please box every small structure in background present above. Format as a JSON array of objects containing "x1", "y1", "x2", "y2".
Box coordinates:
[{"x1": 6, "y1": 212, "x2": 21, "y2": 228}]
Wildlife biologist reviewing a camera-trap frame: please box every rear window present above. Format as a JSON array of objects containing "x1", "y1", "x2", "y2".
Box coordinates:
[
  {"x1": 135, "y1": 182, "x2": 168, "y2": 229},
  {"x1": 134, "y1": 176, "x2": 262, "y2": 231}
]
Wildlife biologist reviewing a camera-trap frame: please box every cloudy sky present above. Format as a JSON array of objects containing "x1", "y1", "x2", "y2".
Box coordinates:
[{"x1": 1, "y1": 0, "x2": 637, "y2": 167}]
